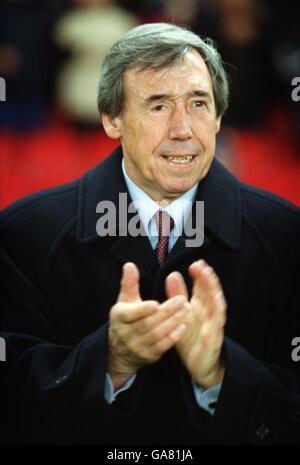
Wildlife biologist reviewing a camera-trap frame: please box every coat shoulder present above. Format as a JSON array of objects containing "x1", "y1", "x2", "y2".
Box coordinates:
[
  {"x1": 239, "y1": 183, "x2": 300, "y2": 269},
  {"x1": 0, "y1": 180, "x2": 80, "y2": 285},
  {"x1": 0, "y1": 180, "x2": 79, "y2": 240},
  {"x1": 240, "y1": 183, "x2": 300, "y2": 231},
  {"x1": 241, "y1": 183, "x2": 299, "y2": 216}
]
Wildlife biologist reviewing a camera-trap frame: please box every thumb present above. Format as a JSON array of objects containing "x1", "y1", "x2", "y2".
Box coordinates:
[
  {"x1": 165, "y1": 271, "x2": 189, "y2": 300},
  {"x1": 117, "y1": 262, "x2": 141, "y2": 303}
]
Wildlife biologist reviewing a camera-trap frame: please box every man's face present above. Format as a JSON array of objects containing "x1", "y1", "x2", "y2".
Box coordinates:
[{"x1": 103, "y1": 49, "x2": 221, "y2": 202}]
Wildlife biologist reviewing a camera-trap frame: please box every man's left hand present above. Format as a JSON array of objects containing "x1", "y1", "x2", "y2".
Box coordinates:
[{"x1": 165, "y1": 260, "x2": 227, "y2": 389}]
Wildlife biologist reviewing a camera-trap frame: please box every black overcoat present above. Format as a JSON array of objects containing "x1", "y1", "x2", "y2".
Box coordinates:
[{"x1": 0, "y1": 147, "x2": 299, "y2": 444}]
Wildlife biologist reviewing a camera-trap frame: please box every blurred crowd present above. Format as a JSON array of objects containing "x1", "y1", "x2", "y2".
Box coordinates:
[{"x1": 0, "y1": 0, "x2": 299, "y2": 135}]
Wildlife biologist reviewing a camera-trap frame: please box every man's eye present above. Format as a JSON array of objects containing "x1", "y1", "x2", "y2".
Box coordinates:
[
  {"x1": 152, "y1": 105, "x2": 165, "y2": 112},
  {"x1": 193, "y1": 100, "x2": 205, "y2": 107}
]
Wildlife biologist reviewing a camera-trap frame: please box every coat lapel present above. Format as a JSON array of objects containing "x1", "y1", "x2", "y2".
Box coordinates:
[{"x1": 76, "y1": 147, "x2": 159, "y2": 278}]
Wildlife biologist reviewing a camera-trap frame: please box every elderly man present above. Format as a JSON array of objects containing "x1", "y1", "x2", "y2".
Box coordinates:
[{"x1": 0, "y1": 23, "x2": 299, "y2": 445}]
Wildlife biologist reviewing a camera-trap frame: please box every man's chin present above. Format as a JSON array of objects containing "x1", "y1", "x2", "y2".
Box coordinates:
[{"x1": 158, "y1": 183, "x2": 197, "y2": 202}]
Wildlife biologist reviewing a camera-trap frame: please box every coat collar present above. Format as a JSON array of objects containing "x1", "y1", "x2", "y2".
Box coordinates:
[{"x1": 76, "y1": 146, "x2": 242, "y2": 251}]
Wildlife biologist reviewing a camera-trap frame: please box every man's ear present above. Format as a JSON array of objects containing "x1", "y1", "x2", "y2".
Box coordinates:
[
  {"x1": 215, "y1": 116, "x2": 221, "y2": 134},
  {"x1": 101, "y1": 113, "x2": 122, "y2": 139}
]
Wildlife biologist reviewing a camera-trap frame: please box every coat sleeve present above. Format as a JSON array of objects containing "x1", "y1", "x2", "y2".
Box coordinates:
[{"x1": 0, "y1": 248, "x2": 145, "y2": 444}]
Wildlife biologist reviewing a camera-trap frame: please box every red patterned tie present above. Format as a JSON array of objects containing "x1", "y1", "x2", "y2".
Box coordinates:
[{"x1": 154, "y1": 210, "x2": 174, "y2": 265}]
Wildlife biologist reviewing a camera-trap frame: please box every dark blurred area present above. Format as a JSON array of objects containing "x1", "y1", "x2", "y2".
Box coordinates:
[{"x1": 0, "y1": 0, "x2": 299, "y2": 207}]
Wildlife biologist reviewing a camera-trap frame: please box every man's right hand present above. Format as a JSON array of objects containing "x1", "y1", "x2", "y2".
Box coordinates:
[{"x1": 107, "y1": 262, "x2": 189, "y2": 390}]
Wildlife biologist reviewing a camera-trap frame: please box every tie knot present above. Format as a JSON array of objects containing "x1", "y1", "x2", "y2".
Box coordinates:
[{"x1": 154, "y1": 210, "x2": 174, "y2": 237}]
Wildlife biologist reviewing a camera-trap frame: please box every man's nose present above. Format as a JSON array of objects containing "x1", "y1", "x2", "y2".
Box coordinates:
[{"x1": 168, "y1": 107, "x2": 193, "y2": 140}]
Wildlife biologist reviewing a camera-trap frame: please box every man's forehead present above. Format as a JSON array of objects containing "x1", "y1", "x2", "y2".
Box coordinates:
[{"x1": 123, "y1": 50, "x2": 213, "y2": 99}]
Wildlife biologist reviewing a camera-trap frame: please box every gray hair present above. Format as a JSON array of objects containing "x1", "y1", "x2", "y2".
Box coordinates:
[{"x1": 97, "y1": 23, "x2": 229, "y2": 118}]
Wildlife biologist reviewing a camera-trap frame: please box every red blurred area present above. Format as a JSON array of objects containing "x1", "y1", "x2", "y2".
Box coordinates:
[
  {"x1": 231, "y1": 109, "x2": 300, "y2": 207},
  {"x1": 0, "y1": 126, "x2": 119, "y2": 209},
  {"x1": 0, "y1": 110, "x2": 299, "y2": 209}
]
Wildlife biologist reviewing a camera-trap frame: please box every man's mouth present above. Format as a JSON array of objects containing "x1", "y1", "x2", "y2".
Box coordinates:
[{"x1": 163, "y1": 155, "x2": 196, "y2": 164}]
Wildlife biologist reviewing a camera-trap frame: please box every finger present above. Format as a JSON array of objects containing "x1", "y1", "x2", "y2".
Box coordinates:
[
  {"x1": 145, "y1": 323, "x2": 187, "y2": 358},
  {"x1": 188, "y1": 260, "x2": 204, "y2": 299},
  {"x1": 189, "y1": 260, "x2": 221, "y2": 301},
  {"x1": 112, "y1": 300, "x2": 159, "y2": 324},
  {"x1": 188, "y1": 259, "x2": 208, "y2": 286},
  {"x1": 117, "y1": 262, "x2": 141, "y2": 303},
  {"x1": 201, "y1": 263, "x2": 223, "y2": 297},
  {"x1": 212, "y1": 291, "x2": 227, "y2": 327},
  {"x1": 132, "y1": 295, "x2": 189, "y2": 333},
  {"x1": 165, "y1": 271, "x2": 189, "y2": 300},
  {"x1": 144, "y1": 302, "x2": 189, "y2": 344},
  {"x1": 189, "y1": 260, "x2": 226, "y2": 318}
]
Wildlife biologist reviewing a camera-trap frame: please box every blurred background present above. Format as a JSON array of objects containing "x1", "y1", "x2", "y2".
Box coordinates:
[{"x1": 0, "y1": 0, "x2": 299, "y2": 208}]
